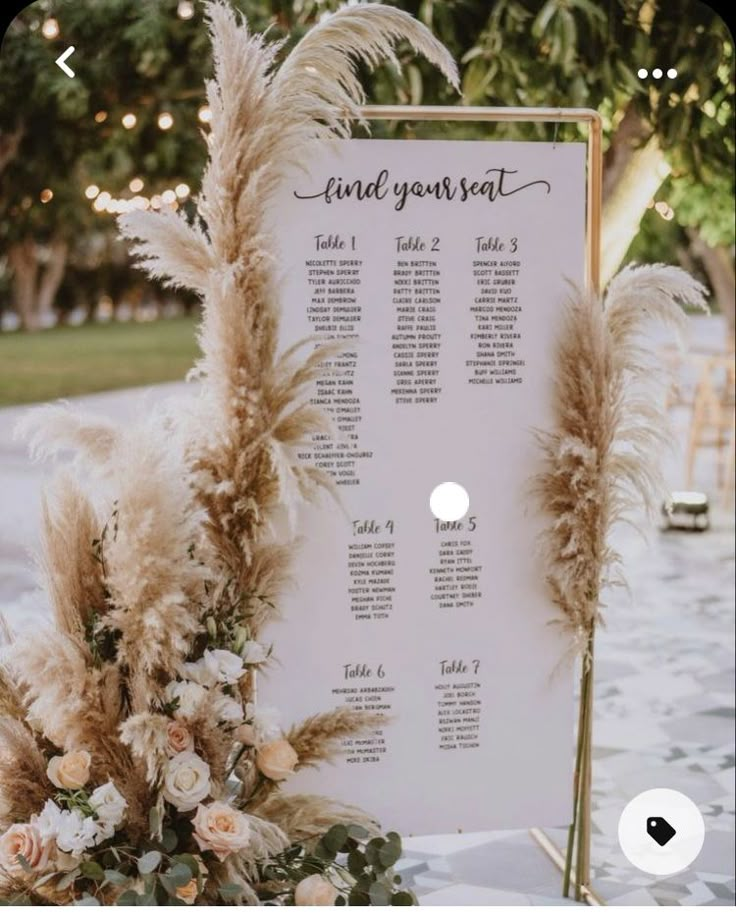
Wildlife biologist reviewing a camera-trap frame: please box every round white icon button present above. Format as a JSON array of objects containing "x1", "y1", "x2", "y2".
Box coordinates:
[{"x1": 618, "y1": 788, "x2": 705, "y2": 876}]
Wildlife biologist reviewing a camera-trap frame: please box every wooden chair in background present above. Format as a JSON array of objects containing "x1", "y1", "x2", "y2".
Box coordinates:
[{"x1": 685, "y1": 351, "x2": 735, "y2": 503}]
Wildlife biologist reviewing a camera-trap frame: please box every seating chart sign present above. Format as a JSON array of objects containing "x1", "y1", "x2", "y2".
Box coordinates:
[{"x1": 262, "y1": 139, "x2": 585, "y2": 834}]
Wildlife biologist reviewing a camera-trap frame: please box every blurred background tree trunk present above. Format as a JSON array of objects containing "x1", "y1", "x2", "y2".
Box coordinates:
[
  {"x1": 601, "y1": 105, "x2": 671, "y2": 285},
  {"x1": 7, "y1": 237, "x2": 69, "y2": 330},
  {"x1": 688, "y1": 229, "x2": 736, "y2": 343}
]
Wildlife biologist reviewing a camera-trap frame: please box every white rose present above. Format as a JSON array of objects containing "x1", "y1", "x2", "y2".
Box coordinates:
[
  {"x1": 181, "y1": 649, "x2": 243, "y2": 687},
  {"x1": 204, "y1": 649, "x2": 244, "y2": 685},
  {"x1": 89, "y1": 782, "x2": 127, "y2": 833},
  {"x1": 241, "y1": 641, "x2": 268, "y2": 665},
  {"x1": 164, "y1": 681, "x2": 208, "y2": 719},
  {"x1": 180, "y1": 659, "x2": 217, "y2": 688},
  {"x1": 162, "y1": 752, "x2": 211, "y2": 812},
  {"x1": 246, "y1": 704, "x2": 282, "y2": 744},
  {"x1": 55, "y1": 811, "x2": 98, "y2": 857},
  {"x1": 211, "y1": 691, "x2": 244, "y2": 724},
  {"x1": 31, "y1": 800, "x2": 64, "y2": 844}
]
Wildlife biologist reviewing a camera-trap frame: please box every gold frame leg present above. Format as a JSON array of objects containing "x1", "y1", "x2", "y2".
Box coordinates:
[{"x1": 529, "y1": 828, "x2": 605, "y2": 906}]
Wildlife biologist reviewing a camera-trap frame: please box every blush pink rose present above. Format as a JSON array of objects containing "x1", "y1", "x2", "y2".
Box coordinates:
[
  {"x1": 166, "y1": 720, "x2": 194, "y2": 756},
  {"x1": 0, "y1": 824, "x2": 51, "y2": 876},
  {"x1": 192, "y1": 802, "x2": 250, "y2": 861}
]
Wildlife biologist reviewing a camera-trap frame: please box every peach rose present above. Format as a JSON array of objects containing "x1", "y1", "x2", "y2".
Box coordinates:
[
  {"x1": 192, "y1": 802, "x2": 250, "y2": 861},
  {"x1": 47, "y1": 750, "x2": 91, "y2": 790},
  {"x1": 0, "y1": 824, "x2": 51, "y2": 876},
  {"x1": 294, "y1": 874, "x2": 338, "y2": 906},
  {"x1": 256, "y1": 739, "x2": 298, "y2": 781},
  {"x1": 166, "y1": 720, "x2": 194, "y2": 756},
  {"x1": 175, "y1": 878, "x2": 199, "y2": 905},
  {"x1": 234, "y1": 723, "x2": 256, "y2": 746}
]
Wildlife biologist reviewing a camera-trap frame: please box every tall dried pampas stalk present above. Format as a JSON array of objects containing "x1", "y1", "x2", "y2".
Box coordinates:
[
  {"x1": 120, "y1": 1, "x2": 458, "y2": 645},
  {"x1": 536, "y1": 263, "x2": 708, "y2": 899},
  {"x1": 537, "y1": 264, "x2": 708, "y2": 654}
]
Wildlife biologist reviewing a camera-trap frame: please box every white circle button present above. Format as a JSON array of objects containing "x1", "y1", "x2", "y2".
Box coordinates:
[
  {"x1": 430, "y1": 482, "x2": 469, "y2": 522},
  {"x1": 618, "y1": 788, "x2": 705, "y2": 875}
]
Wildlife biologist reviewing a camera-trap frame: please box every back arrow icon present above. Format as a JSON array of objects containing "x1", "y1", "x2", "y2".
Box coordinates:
[{"x1": 55, "y1": 46, "x2": 76, "y2": 78}]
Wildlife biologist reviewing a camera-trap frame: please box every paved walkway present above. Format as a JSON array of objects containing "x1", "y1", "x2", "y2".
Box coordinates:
[{"x1": 0, "y1": 368, "x2": 733, "y2": 906}]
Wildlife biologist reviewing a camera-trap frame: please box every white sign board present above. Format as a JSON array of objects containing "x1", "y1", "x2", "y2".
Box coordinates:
[{"x1": 262, "y1": 139, "x2": 585, "y2": 834}]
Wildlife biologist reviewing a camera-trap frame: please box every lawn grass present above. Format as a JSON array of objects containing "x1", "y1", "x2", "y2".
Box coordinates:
[{"x1": 0, "y1": 317, "x2": 200, "y2": 407}]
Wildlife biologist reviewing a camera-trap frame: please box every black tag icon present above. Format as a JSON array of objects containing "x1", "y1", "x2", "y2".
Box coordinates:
[{"x1": 647, "y1": 816, "x2": 676, "y2": 847}]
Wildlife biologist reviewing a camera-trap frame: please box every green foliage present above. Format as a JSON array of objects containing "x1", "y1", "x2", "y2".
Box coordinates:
[
  {"x1": 261, "y1": 822, "x2": 417, "y2": 906},
  {"x1": 0, "y1": 0, "x2": 733, "y2": 309}
]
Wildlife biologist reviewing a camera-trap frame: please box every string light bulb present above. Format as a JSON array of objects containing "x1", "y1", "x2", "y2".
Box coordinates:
[
  {"x1": 122, "y1": 113, "x2": 137, "y2": 129},
  {"x1": 157, "y1": 112, "x2": 174, "y2": 130},
  {"x1": 41, "y1": 18, "x2": 59, "y2": 39},
  {"x1": 95, "y1": 110, "x2": 108, "y2": 123},
  {"x1": 40, "y1": 188, "x2": 54, "y2": 203},
  {"x1": 177, "y1": 1, "x2": 195, "y2": 19},
  {"x1": 197, "y1": 105, "x2": 212, "y2": 124},
  {"x1": 161, "y1": 189, "x2": 177, "y2": 204},
  {"x1": 85, "y1": 185, "x2": 100, "y2": 199},
  {"x1": 175, "y1": 183, "x2": 190, "y2": 199},
  {"x1": 129, "y1": 177, "x2": 144, "y2": 193}
]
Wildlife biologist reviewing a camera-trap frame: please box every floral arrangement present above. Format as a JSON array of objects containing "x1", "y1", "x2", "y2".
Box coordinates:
[{"x1": 0, "y1": 1, "x2": 457, "y2": 905}]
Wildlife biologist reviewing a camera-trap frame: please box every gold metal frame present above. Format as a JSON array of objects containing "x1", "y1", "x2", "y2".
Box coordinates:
[{"x1": 358, "y1": 104, "x2": 604, "y2": 904}]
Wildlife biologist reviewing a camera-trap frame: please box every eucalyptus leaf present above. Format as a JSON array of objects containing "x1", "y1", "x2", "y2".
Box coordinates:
[
  {"x1": 57, "y1": 869, "x2": 81, "y2": 891},
  {"x1": 80, "y1": 861, "x2": 105, "y2": 882},
  {"x1": 173, "y1": 853, "x2": 200, "y2": 876},
  {"x1": 313, "y1": 840, "x2": 336, "y2": 862},
  {"x1": 347, "y1": 848, "x2": 367, "y2": 874},
  {"x1": 161, "y1": 828, "x2": 178, "y2": 853},
  {"x1": 378, "y1": 841, "x2": 401, "y2": 868},
  {"x1": 323, "y1": 824, "x2": 349, "y2": 854},
  {"x1": 168, "y1": 862, "x2": 193, "y2": 887},
  {"x1": 103, "y1": 869, "x2": 129, "y2": 886},
  {"x1": 369, "y1": 882, "x2": 392, "y2": 906},
  {"x1": 159, "y1": 875, "x2": 179, "y2": 898},
  {"x1": 137, "y1": 850, "x2": 162, "y2": 875}
]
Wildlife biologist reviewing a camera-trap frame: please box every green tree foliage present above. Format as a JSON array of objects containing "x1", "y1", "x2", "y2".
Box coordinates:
[{"x1": 0, "y1": 0, "x2": 733, "y2": 327}]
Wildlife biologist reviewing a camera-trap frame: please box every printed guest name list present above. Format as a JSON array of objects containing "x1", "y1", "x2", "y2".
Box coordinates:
[{"x1": 263, "y1": 139, "x2": 585, "y2": 835}]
